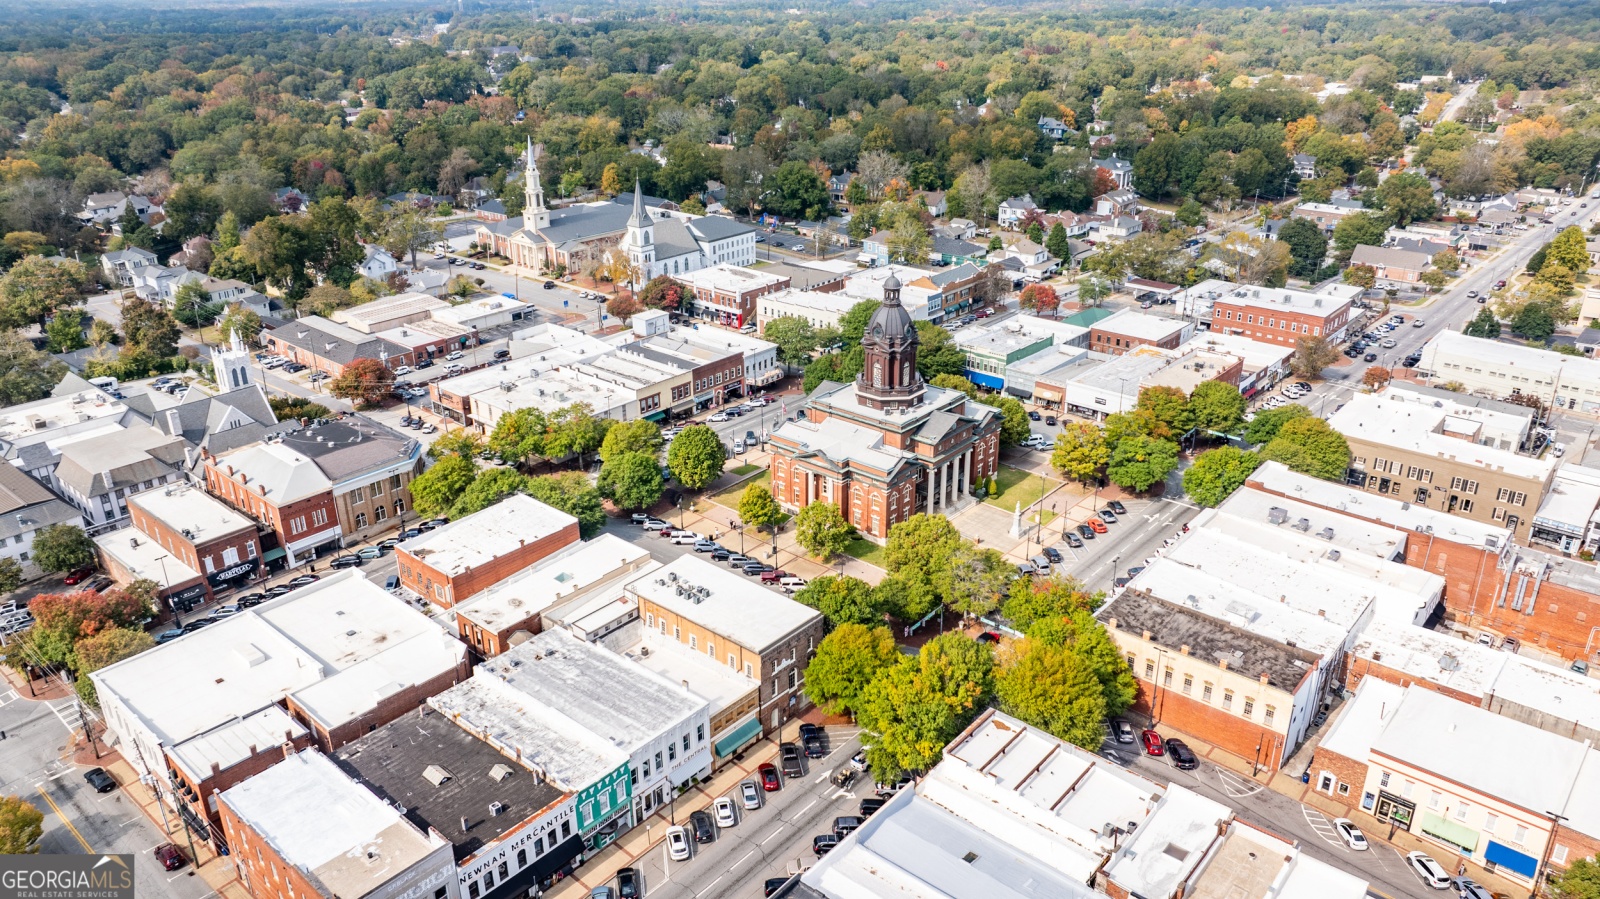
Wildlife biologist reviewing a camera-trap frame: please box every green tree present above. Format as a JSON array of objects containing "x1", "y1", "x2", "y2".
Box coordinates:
[
  {"x1": 804, "y1": 624, "x2": 899, "y2": 714},
  {"x1": 118, "y1": 298, "x2": 181, "y2": 360},
  {"x1": 409, "y1": 455, "x2": 479, "y2": 518},
  {"x1": 795, "y1": 501, "x2": 852, "y2": 561},
  {"x1": 1552, "y1": 856, "x2": 1600, "y2": 899},
  {"x1": 0, "y1": 329, "x2": 66, "y2": 406},
  {"x1": 1045, "y1": 222, "x2": 1073, "y2": 259},
  {"x1": 542, "y1": 403, "x2": 609, "y2": 467},
  {"x1": 1463, "y1": 307, "x2": 1502, "y2": 339},
  {"x1": 666, "y1": 425, "x2": 726, "y2": 490},
  {"x1": 0, "y1": 255, "x2": 90, "y2": 330},
  {"x1": 1331, "y1": 212, "x2": 1391, "y2": 263},
  {"x1": 28, "y1": 589, "x2": 152, "y2": 668},
  {"x1": 762, "y1": 316, "x2": 821, "y2": 368},
  {"x1": 45, "y1": 311, "x2": 85, "y2": 353},
  {"x1": 1002, "y1": 575, "x2": 1103, "y2": 632},
  {"x1": 936, "y1": 544, "x2": 1013, "y2": 619},
  {"x1": 883, "y1": 514, "x2": 964, "y2": 620},
  {"x1": 1106, "y1": 436, "x2": 1179, "y2": 492},
  {"x1": 72, "y1": 626, "x2": 155, "y2": 707},
  {"x1": 931, "y1": 373, "x2": 979, "y2": 400},
  {"x1": 738, "y1": 484, "x2": 784, "y2": 533},
  {"x1": 995, "y1": 396, "x2": 1032, "y2": 446},
  {"x1": 328, "y1": 358, "x2": 394, "y2": 408},
  {"x1": 598, "y1": 451, "x2": 665, "y2": 511},
  {"x1": 173, "y1": 282, "x2": 220, "y2": 330},
  {"x1": 488, "y1": 407, "x2": 548, "y2": 464},
  {"x1": 1051, "y1": 422, "x2": 1110, "y2": 485},
  {"x1": 1175, "y1": 198, "x2": 1207, "y2": 227},
  {"x1": 218, "y1": 305, "x2": 263, "y2": 344},
  {"x1": 31, "y1": 524, "x2": 94, "y2": 574},
  {"x1": 1029, "y1": 610, "x2": 1139, "y2": 713},
  {"x1": 451, "y1": 469, "x2": 536, "y2": 517},
  {"x1": 0, "y1": 557, "x2": 21, "y2": 595},
  {"x1": 766, "y1": 161, "x2": 831, "y2": 220},
  {"x1": 1182, "y1": 446, "x2": 1264, "y2": 507},
  {"x1": 913, "y1": 321, "x2": 968, "y2": 380},
  {"x1": 857, "y1": 634, "x2": 994, "y2": 780},
  {"x1": 1245, "y1": 403, "x2": 1311, "y2": 445},
  {"x1": 1136, "y1": 385, "x2": 1193, "y2": 434},
  {"x1": 1277, "y1": 217, "x2": 1328, "y2": 280},
  {"x1": 1549, "y1": 225, "x2": 1591, "y2": 273},
  {"x1": 428, "y1": 428, "x2": 487, "y2": 460},
  {"x1": 376, "y1": 203, "x2": 445, "y2": 271},
  {"x1": 1513, "y1": 302, "x2": 1556, "y2": 343},
  {"x1": 599, "y1": 419, "x2": 662, "y2": 465},
  {"x1": 1188, "y1": 381, "x2": 1246, "y2": 434},
  {"x1": 794, "y1": 576, "x2": 885, "y2": 628},
  {"x1": 996, "y1": 638, "x2": 1109, "y2": 749},
  {"x1": 268, "y1": 396, "x2": 331, "y2": 421},
  {"x1": 1343, "y1": 264, "x2": 1377, "y2": 290},
  {"x1": 1262, "y1": 417, "x2": 1350, "y2": 480},
  {"x1": 1371, "y1": 172, "x2": 1437, "y2": 226},
  {"x1": 525, "y1": 472, "x2": 606, "y2": 539},
  {"x1": 0, "y1": 795, "x2": 43, "y2": 854},
  {"x1": 1290, "y1": 335, "x2": 1340, "y2": 379},
  {"x1": 1527, "y1": 243, "x2": 1550, "y2": 275}
]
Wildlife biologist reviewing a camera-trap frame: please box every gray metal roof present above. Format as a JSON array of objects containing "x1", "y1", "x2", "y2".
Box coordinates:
[{"x1": 276, "y1": 417, "x2": 420, "y2": 483}]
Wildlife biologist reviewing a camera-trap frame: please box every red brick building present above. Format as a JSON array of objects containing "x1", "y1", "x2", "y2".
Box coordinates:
[
  {"x1": 127, "y1": 484, "x2": 264, "y2": 598},
  {"x1": 767, "y1": 274, "x2": 1003, "y2": 539},
  {"x1": 201, "y1": 441, "x2": 343, "y2": 570},
  {"x1": 395, "y1": 494, "x2": 581, "y2": 608},
  {"x1": 1087, "y1": 308, "x2": 1188, "y2": 356},
  {"x1": 1209, "y1": 285, "x2": 1353, "y2": 347},
  {"x1": 679, "y1": 265, "x2": 792, "y2": 330}
]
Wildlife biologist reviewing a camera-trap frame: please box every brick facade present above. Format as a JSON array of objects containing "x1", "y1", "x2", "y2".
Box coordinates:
[
  {"x1": 1135, "y1": 679, "x2": 1290, "y2": 773},
  {"x1": 1087, "y1": 324, "x2": 1184, "y2": 356},
  {"x1": 203, "y1": 455, "x2": 341, "y2": 567},
  {"x1": 1306, "y1": 744, "x2": 1372, "y2": 806},
  {"x1": 396, "y1": 522, "x2": 580, "y2": 608},
  {"x1": 173, "y1": 734, "x2": 318, "y2": 833},
  {"x1": 220, "y1": 791, "x2": 329, "y2": 899},
  {"x1": 1209, "y1": 297, "x2": 1351, "y2": 348},
  {"x1": 295, "y1": 659, "x2": 471, "y2": 749}
]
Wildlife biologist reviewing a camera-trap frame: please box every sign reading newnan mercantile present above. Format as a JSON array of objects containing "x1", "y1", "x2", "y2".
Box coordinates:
[{"x1": 0, "y1": 855, "x2": 135, "y2": 899}]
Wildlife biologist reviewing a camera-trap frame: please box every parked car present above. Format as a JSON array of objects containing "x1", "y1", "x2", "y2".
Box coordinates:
[
  {"x1": 759, "y1": 763, "x2": 781, "y2": 791},
  {"x1": 84, "y1": 767, "x2": 117, "y2": 793},
  {"x1": 493, "y1": 349, "x2": 512, "y2": 360},
  {"x1": 154, "y1": 843, "x2": 187, "y2": 871},
  {"x1": 832, "y1": 816, "x2": 863, "y2": 839},
  {"x1": 1097, "y1": 509, "x2": 1117, "y2": 524},
  {"x1": 1107, "y1": 500, "x2": 1127, "y2": 514},
  {"x1": 1140, "y1": 729, "x2": 1164, "y2": 756},
  {"x1": 1333, "y1": 818, "x2": 1368, "y2": 850},
  {"x1": 714, "y1": 796, "x2": 737, "y2": 828},
  {"x1": 1406, "y1": 851, "x2": 1450, "y2": 889},
  {"x1": 330, "y1": 555, "x2": 363, "y2": 569},
  {"x1": 761, "y1": 568, "x2": 787, "y2": 583},
  {"x1": 1165, "y1": 738, "x2": 1199, "y2": 770},
  {"x1": 666, "y1": 826, "x2": 691, "y2": 860},
  {"x1": 63, "y1": 566, "x2": 96, "y2": 585},
  {"x1": 357, "y1": 546, "x2": 384, "y2": 560},
  {"x1": 1111, "y1": 719, "x2": 1136, "y2": 744},
  {"x1": 740, "y1": 780, "x2": 763, "y2": 810},
  {"x1": 763, "y1": 879, "x2": 788, "y2": 897},
  {"x1": 1076, "y1": 524, "x2": 1096, "y2": 540},
  {"x1": 780, "y1": 742, "x2": 805, "y2": 777},
  {"x1": 1086, "y1": 518, "x2": 1107, "y2": 534},
  {"x1": 287, "y1": 574, "x2": 319, "y2": 587},
  {"x1": 1042, "y1": 547, "x2": 1062, "y2": 564},
  {"x1": 689, "y1": 809, "x2": 715, "y2": 843},
  {"x1": 811, "y1": 834, "x2": 839, "y2": 856},
  {"x1": 1063, "y1": 532, "x2": 1084, "y2": 548},
  {"x1": 615, "y1": 868, "x2": 640, "y2": 899},
  {"x1": 1028, "y1": 410, "x2": 1042, "y2": 421},
  {"x1": 859, "y1": 797, "x2": 886, "y2": 817}
]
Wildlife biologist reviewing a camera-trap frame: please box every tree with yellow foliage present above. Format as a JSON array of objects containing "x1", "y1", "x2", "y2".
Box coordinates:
[{"x1": 1284, "y1": 115, "x2": 1318, "y2": 154}]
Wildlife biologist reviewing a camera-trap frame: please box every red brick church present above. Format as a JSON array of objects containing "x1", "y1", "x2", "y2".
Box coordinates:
[{"x1": 767, "y1": 273, "x2": 1003, "y2": 540}]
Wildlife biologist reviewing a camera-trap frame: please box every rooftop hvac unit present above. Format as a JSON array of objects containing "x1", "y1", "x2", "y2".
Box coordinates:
[
  {"x1": 489, "y1": 801, "x2": 505, "y2": 816},
  {"x1": 1292, "y1": 518, "x2": 1311, "y2": 532}
]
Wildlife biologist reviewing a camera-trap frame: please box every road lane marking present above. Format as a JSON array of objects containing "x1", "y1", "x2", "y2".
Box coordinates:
[
  {"x1": 760, "y1": 827, "x2": 786, "y2": 845},
  {"x1": 731, "y1": 850, "x2": 755, "y2": 869},
  {"x1": 35, "y1": 786, "x2": 91, "y2": 853},
  {"x1": 794, "y1": 799, "x2": 816, "y2": 818},
  {"x1": 1302, "y1": 807, "x2": 1345, "y2": 849},
  {"x1": 697, "y1": 875, "x2": 723, "y2": 896}
]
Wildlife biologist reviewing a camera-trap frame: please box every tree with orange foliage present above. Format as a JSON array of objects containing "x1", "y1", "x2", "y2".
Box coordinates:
[
  {"x1": 1018, "y1": 283, "x2": 1060, "y2": 317},
  {"x1": 1284, "y1": 115, "x2": 1319, "y2": 154},
  {"x1": 26, "y1": 588, "x2": 153, "y2": 668},
  {"x1": 1363, "y1": 366, "x2": 1393, "y2": 390}
]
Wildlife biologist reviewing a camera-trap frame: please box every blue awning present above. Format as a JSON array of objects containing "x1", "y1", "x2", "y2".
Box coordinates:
[
  {"x1": 967, "y1": 370, "x2": 1004, "y2": 390},
  {"x1": 1485, "y1": 841, "x2": 1538, "y2": 878}
]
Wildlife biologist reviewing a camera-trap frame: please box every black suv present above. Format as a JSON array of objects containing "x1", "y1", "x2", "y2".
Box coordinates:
[
  {"x1": 1042, "y1": 547, "x2": 1062, "y2": 564},
  {"x1": 800, "y1": 723, "x2": 826, "y2": 758},
  {"x1": 689, "y1": 809, "x2": 716, "y2": 843},
  {"x1": 1165, "y1": 738, "x2": 1199, "y2": 770},
  {"x1": 1077, "y1": 524, "x2": 1096, "y2": 540}
]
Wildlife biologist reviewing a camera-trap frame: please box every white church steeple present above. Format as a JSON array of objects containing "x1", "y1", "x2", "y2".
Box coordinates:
[
  {"x1": 212, "y1": 328, "x2": 252, "y2": 391},
  {"x1": 621, "y1": 180, "x2": 654, "y2": 285},
  {"x1": 524, "y1": 137, "x2": 549, "y2": 231}
]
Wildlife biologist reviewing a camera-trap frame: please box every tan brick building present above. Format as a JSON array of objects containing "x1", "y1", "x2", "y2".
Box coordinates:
[
  {"x1": 630, "y1": 556, "x2": 824, "y2": 736},
  {"x1": 1328, "y1": 384, "x2": 1556, "y2": 543},
  {"x1": 1208, "y1": 283, "x2": 1354, "y2": 348},
  {"x1": 679, "y1": 264, "x2": 791, "y2": 330},
  {"x1": 767, "y1": 274, "x2": 1003, "y2": 540},
  {"x1": 1086, "y1": 307, "x2": 1189, "y2": 356},
  {"x1": 396, "y1": 494, "x2": 581, "y2": 608}
]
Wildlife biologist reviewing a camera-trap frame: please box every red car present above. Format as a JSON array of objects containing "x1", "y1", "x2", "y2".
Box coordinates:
[
  {"x1": 759, "y1": 762, "x2": 782, "y2": 792},
  {"x1": 154, "y1": 843, "x2": 186, "y2": 871},
  {"x1": 1141, "y1": 729, "x2": 1165, "y2": 756},
  {"x1": 63, "y1": 566, "x2": 95, "y2": 586}
]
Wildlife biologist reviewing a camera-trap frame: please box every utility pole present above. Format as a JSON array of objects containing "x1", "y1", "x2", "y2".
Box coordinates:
[{"x1": 76, "y1": 699, "x2": 100, "y2": 759}]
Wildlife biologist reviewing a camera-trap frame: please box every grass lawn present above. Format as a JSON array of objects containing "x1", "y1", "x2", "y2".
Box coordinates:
[
  {"x1": 843, "y1": 537, "x2": 887, "y2": 569},
  {"x1": 1032, "y1": 509, "x2": 1058, "y2": 526},
  {"x1": 709, "y1": 471, "x2": 769, "y2": 508},
  {"x1": 731, "y1": 463, "x2": 762, "y2": 476},
  {"x1": 982, "y1": 465, "x2": 1059, "y2": 511}
]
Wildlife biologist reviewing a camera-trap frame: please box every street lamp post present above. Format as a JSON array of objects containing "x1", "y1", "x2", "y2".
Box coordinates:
[{"x1": 156, "y1": 554, "x2": 182, "y2": 626}]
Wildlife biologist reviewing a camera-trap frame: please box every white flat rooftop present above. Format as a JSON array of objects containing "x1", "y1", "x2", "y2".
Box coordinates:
[
  {"x1": 399, "y1": 494, "x2": 577, "y2": 577},
  {"x1": 94, "y1": 571, "x2": 466, "y2": 779},
  {"x1": 454, "y1": 535, "x2": 653, "y2": 633},
  {"x1": 1349, "y1": 618, "x2": 1505, "y2": 699},
  {"x1": 1424, "y1": 329, "x2": 1565, "y2": 376},
  {"x1": 1212, "y1": 283, "x2": 1352, "y2": 317},
  {"x1": 1128, "y1": 558, "x2": 1350, "y2": 658},
  {"x1": 1317, "y1": 676, "x2": 1406, "y2": 762},
  {"x1": 1094, "y1": 308, "x2": 1188, "y2": 341},
  {"x1": 627, "y1": 555, "x2": 820, "y2": 652},
  {"x1": 1211, "y1": 491, "x2": 1403, "y2": 561},
  {"x1": 1101, "y1": 784, "x2": 1231, "y2": 899},
  {"x1": 1535, "y1": 463, "x2": 1600, "y2": 531},
  {"x1": 1247, "y1": 462, "x2": 1511, "y2": 550},
  {"x1": 127, "y1": 482, "x2": 254, "y2": 542},
  {"x1": 221, "y1": 749, "x2": 448, "y2": 899},
  {"x1": 428, "y1": 674, "x2": 627, "y2": 791},
  {"x1": 1328, "y1": 388, "x2": 1552, "y2": 481},
  {"x1": 95, "y1": 526, "x2": 202, "y2": 589},
  {"x1": 620, "y1": 628, "x2": 758, "y2": 714}
]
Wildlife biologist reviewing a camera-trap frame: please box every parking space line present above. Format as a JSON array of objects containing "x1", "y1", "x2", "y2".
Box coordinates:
[{"x1": 1301, "y1": 806, "x2": 1345, "y2": 849}]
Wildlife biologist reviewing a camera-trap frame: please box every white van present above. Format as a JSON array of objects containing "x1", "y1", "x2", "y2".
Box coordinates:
[
  {"x1": 779, "y1": 576, "x2": 807, "y2": 592},
  {"x1": 1405, "y1": 852, "x2": 1450, "y2": 889},
  {"x1": 669, "y1": 531, "x2": 700, "y2": 545}
]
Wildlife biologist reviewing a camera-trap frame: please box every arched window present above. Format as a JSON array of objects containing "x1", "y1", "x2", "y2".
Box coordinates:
[
  {"x1": 873, "y1": 362, "x2": 883, "y2": 387},
  {"x1": 902, "y1": 362, "x2": 911, "y2": 384}
]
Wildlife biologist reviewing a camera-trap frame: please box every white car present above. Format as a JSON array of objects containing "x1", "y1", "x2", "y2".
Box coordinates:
[
  {"x1": 445, "y1": 351, "x2": 464, "y2": 361},
  {"x1": 740, "y1": 780, "x2": 762, "y2": 810},
  {"x1": 1406, "y1": 851, "x2": 1449, "y2": 889},
  {"x1": 709, "y1": 412, "x2": 729, "y2": 423},
  {"x1": 1333, "y1": 818, "x2": 1367, "y2": 851},
  {"x1": 393, "y1": 365, "x2": 413, "y2": 376},
  {"x1": 733, "y1": 439, "x2": 746, "y2": 454},
  {"x1": 714, "y1": 796, "x2": 737, "y2": 828},
  {"x1": 667, "y1": 825, "x2": 691, "y2": 861}
]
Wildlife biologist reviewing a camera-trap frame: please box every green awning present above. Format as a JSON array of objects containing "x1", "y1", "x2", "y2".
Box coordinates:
[
  {"x1": 1420, "y1": 811, "x2": 1480, "y2": 852},
  {"x1": 260, "y1": 548, "x2": 287, "y2": 563},
  {"x1": 713, "y1": 716, "x2": 762, "y2": 758},
  {"x1": 643, "y1": 411, "x2": 668, "y2": 423}
]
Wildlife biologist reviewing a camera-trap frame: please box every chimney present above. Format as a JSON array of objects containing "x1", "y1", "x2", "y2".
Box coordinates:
[
  {"x1": 1259, "y1": 672, "x2": 1270, "y2": 685},
  {"x1": 1179, "y1": 645, "x2": 1190, "y2": 656},
  {"x1": 1107, "y1": 618, "x2": 1118, "y2": 631},
  {"x1": 1141, "y1": 629, "x2": 1152, "y2": 641},
  {"x1": 1219, "y1": 658, "x2": 1230, "y2": 670}
]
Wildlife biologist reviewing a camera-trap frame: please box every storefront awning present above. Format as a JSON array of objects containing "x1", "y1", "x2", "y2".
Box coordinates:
[
  {"x1": 713, "y1": 715, "x2": 763, "y2": 758},
  {"x1": 643, "y1": 411, "x2": 668, "y2": 423},
  {"x1": 1420, "y1": 811, "x2": 1480, "y2": 853},
  {"x1": 1484, "y1": 840, "x2": 1538, "y2": 878},
  {"x1": 260, "y1": 548, "x2": 287, "y2": 563},
  {"x1": 481, "y1": 833, "x2": 585, "y2": 899}
]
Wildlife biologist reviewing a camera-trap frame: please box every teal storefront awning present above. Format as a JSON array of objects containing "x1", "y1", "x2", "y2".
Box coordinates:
[
  {"x1": 1485, "y1": 840, "x2": 1538, "y2": 878},
  {"x1": 643, "y1": 411, "x2": 668, "y2": 423},
  {"x1": 1420, "y1": 811, "x2": 1480, "y2": 853},
  {"x1": 714, "y1": 716, "x2": 762, "y2": 758},
  {"x1": 260, "y1": 548, "x2": 287, "y2": 563}
]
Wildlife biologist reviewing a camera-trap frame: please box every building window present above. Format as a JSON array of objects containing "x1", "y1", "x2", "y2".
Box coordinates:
[
  {"x1": 1162, "y1": 667, "x2": 1173, "y2": 687},
  {"x1": 668, "y1": 742, "x2": 676, "y2": 762},
  {"x1": 352, "y1": 486, "x2": 365, "y2": 503},
  {"x1": 516, "y1": 849, "x2": 527, "y2": 868},
  {"x1": 1202, "y1": 683, "x2": 1213, "y2": 702},
  {"x1": 1181, "y1": 674, "x2": 1193, "y2": 695},
  {"x1": 312, "y1": 509, "x2": 328, "y2": 527},
  {"x1": 673, "y1": 626, "x2": 681, "y2": 641},
  {"x1": 1144, "y1": 660, "x2": 1155, "y2": 679},
  {"x1": 1553, "y1": 845, "x2": 1569, "y2": 865},
  {"x1": 1242, "y1": 698, "x2": 1254, "y2": 718},
  {"x1": 1512, "y1": 824, "x2": 1528, "y2": 845},
  {"x1": 395, "y1": 498, "x2": 405, "y2": 514},
  {"x1": 1222, "y1": 690, "x2": 1233, "y2": 711},
  {"x1": 697, "y1": 724, "x2": 705, "y2": 742},
  {"x1": 374, "y1": 504, "x2": 387, "y2": 521},
  {"x1": 355, "y1": 512, "x2": 367, "y2": 528},
  {"x1": 1485, "y1": 813, "x2": 1498, "y2": 833},
  {"x1": 1429, "y1": 790, "x2": 1441, "y2": 810},
  {"x1": 1455, "y1": 803, "x2": 1469, "y2": 821},
  {"x1": 1264, "y1": 705, "x2": 1275, "y2": 726},
  {"x1": 646, "y1": 614, "x2": 654, "y2": 628},
  {"x1": 1380, "y1": 772, "x2": 1391, "y2": 788},
  {"x1": 690, "y1": 635, "x2": 698, "y2": 650}
]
